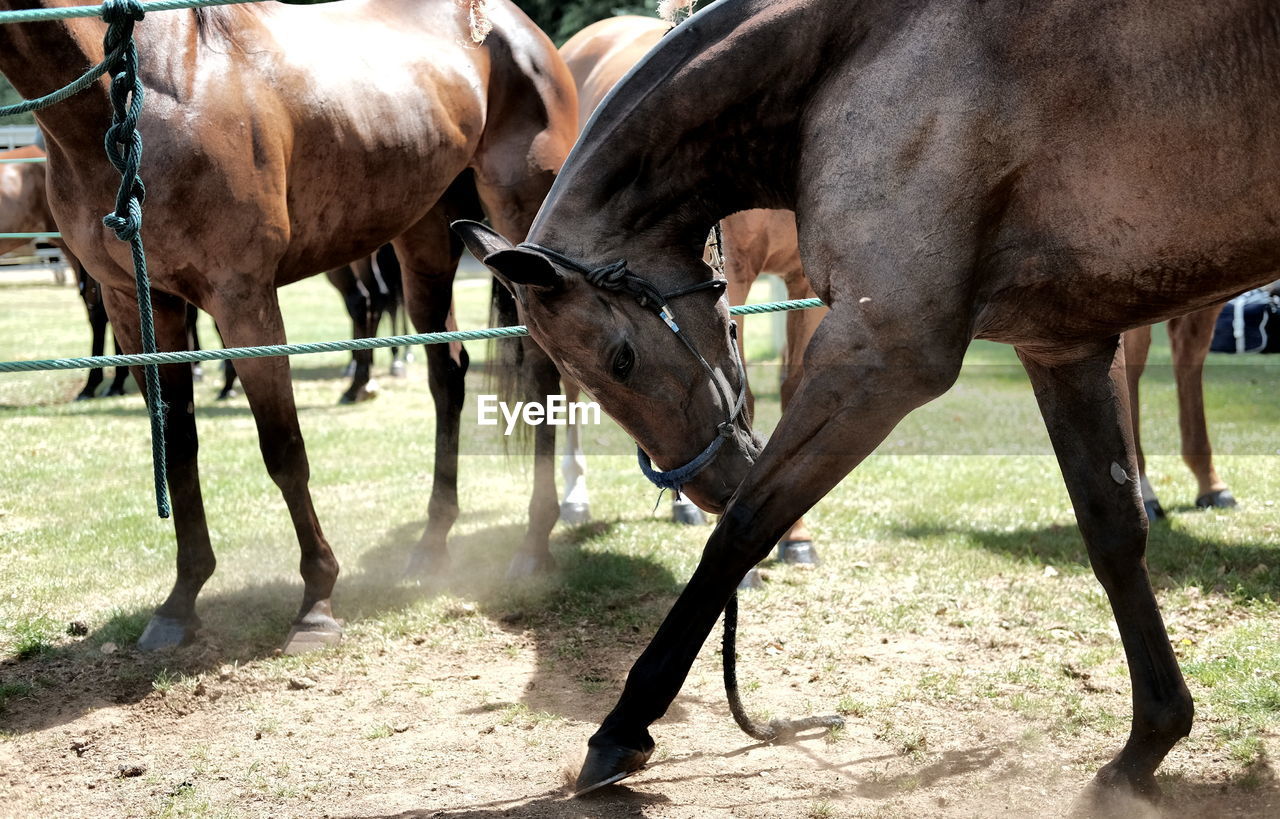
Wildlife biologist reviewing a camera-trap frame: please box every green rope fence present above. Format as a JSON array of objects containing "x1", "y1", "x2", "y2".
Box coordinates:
[{"x1": 0, "y1": 298, "x2": 825, "y2": 373}]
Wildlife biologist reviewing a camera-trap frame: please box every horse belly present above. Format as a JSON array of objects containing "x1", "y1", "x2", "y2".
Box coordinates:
[{"x1": 976, "y1": 134, "x2": 1280, "y2": 346}]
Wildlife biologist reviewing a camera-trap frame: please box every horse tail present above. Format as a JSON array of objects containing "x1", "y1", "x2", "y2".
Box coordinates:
[{"x1": 488, "y1": 279, "x2": 532, "y2": 451}]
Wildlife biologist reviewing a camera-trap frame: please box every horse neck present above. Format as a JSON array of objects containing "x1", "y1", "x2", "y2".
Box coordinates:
[{"x1": 530, "y1": 0, "x2": 841, "y2": 278}]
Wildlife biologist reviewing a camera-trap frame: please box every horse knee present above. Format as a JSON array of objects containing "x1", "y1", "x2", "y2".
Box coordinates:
[
  {"x1": 706, "y1": 502, "x2": 775, "y2": 573},
  {"x1": 261, "y1": 434, "x2": 308, "y2": 488}
]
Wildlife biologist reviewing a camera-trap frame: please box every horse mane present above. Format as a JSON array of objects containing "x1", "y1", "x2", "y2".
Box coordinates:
[{"x1": 193, "y1": 5, "x2": 263, "y2": 47}]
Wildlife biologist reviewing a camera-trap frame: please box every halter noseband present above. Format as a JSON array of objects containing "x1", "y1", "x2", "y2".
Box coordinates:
[{"x1": 518, "y1": 242, "x2": 749, "y2": 496}]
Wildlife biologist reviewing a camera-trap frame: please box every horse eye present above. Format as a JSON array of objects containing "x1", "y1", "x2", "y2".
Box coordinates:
[{"x1": 612, "y1": 345, "x2": 635, "y2": 379}]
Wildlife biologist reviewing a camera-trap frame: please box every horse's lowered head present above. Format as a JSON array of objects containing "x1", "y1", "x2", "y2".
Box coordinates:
[{"x1": 455, "y1": 221, "x2": 762, "y2": 514}]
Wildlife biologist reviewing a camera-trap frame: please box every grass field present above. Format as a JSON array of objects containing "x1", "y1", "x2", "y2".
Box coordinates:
[{"x1": 1, "y1": 272, "x2": 1278, "y2": 817}]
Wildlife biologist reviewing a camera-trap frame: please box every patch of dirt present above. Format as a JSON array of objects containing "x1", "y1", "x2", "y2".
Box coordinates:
[{"x1": 0, "y1": 592, "x2": 1276, "y2": 818}]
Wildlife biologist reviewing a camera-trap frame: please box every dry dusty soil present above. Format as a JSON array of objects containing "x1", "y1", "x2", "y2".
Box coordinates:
[{"x1": 2, "y1": 568, "x2": 1276, "y2": 819}]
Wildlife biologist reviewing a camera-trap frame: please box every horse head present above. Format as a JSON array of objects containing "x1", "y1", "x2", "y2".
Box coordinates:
[{"x1": 455, "y1": 220, "x2": 762, "y2": 514}]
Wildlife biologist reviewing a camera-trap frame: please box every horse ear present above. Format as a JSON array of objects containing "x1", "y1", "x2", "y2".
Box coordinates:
[
  {"x1": 452, "y1": 219, "x2": 514, "y2": 260},
  {"x1": 483, "y1": 249, "x2": 565, "y2": 292},
  {"x1": 452, "y1": 220, "x2": 564, "y2": 292}
]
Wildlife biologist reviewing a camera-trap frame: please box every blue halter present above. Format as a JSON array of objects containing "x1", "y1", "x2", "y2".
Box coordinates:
[{"x1": 517, "y1": 242, "x2": 749, "y2": 496}]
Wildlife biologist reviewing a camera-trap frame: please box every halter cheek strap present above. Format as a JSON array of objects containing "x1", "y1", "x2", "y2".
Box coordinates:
[{"x1": 518, "y1": 242, "x2": 749, "y2": 495}]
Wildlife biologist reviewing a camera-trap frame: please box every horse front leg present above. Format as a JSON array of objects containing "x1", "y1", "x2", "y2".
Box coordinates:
[
  {"x1": 212, "y1": 287, "x2": 342, "y2": 654},
  {"x1": 101, "y1": 285, "x2": 214, "y2": 650},
  {"x1": 1168, "y1": 305, "x2": 1234, "y2": 509},
  {"x1": 576, "y1": 306, "x2": 965, "y2": 789},
  {"x1": 1018, "y1": 340, "x2": 1192, "y2": 803}
]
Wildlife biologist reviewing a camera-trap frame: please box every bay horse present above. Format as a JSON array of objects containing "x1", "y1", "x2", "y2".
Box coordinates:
[
  {"x1": 557, "y1": 16, "x2": 824, "y2": 561},
  {"x1": 456, "y1": 0, "x2": 1280, "y2": 803},
  {"x1": 1, "y1": 0, "x2": 577, "y2": 653}
]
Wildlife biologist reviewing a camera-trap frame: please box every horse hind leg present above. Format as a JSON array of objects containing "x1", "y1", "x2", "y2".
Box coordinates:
[
  {"x1": 1019, "y1": 340, "x2": 1192, "y2": 804},
  {"x1": 1168, "y1": 306, "x2": 1234, "y2": 509},
  {"x1": 106, "y1": 332, "x2": 131, "y2": 396},
  {"x1": 775, "y1": 268, "x2": 827, "y2": 566},
  {"x1": 1120, "y1": 325, "x2": 1163, "y2": 520},
  {"x1": 101, "y1": 286, "x2": 215, "y2": 650},
  {"x1": 212, "y1": 286, "x2": 342, "y2": 654},
  {"x1": 473, "y1": 167, "x2": 563, "y2": 578},
  {"x1": 78, "y1": 292, "x2": 107, "y2": 400},
  {"x1": 397, "y1": 202, "x2": 469, "y2": 581},
  {"x1": 185, "y1": 302, "x2": 204, "y2": 383},
  {"x1": 331, "y1": 262, "x2": 378, "y2": 404}
]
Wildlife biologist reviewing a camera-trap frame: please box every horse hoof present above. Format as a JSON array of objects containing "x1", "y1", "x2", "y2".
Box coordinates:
[
  {"x1": 404, "y1": 549, "x2": 451, "y2": 583},
  {"x1": 560, "y1": 502, "x2": 591, "y2": 525},
  {"x1": 574, "y1": 741, "x2": 653, "y2": 796},
  {"x1": 1195, "y1": 489, "x2": 1237, "y2": 509},
  {"x1": 738, "y1": 568, "x2": 763, "y2": 591},
  {"x1": 506, "y1": 551, "x2": 556, "y2": 579},
  {"x1": 776, "y1": 540, "x2": 819, "y2": 566},
  {"x1": 137, "y1": 615, "x2": 196, "y2": 651},
  {"x1": 216, "y1": 388, "x2": 237, "y2": 401},
  {"x1": 282, "y1": 615, "x2": 343, "y2": 656},
  {"x1": 390, "y1": 360, "x2": 407, "y2": 378},
  {"x1": 672, "y1": 500, "x2": 706, "y2": 526},
  {"x1": 106, "y1": 387, "x2": 126, "y2": 397},
  {"x1": 74, "y1": 391, "x2": 96, "y2": 401},
  {"x1": 339, "y1": 384, "x2": 379, "y2": 405},
  {"x1": 1143, "y1": 499, "x2": 1166, "y2": 522},
  {"x1": 1074, "y1": 762, "x2": 1161, "y2": 816}
]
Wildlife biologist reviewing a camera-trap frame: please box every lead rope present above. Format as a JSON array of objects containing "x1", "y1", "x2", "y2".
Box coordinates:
[
  {"x1": 723, "y1": 592, "x2": 845, "y2": 742},
  {"x1": 713, "y1": 219, "x2": 843, "y2": 743},
  {"x1": 101, "y1": 0, "x2": 170, "y2": 518}
]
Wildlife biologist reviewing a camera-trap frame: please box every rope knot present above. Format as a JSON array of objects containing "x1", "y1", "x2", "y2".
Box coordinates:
[
  {"x1": 101, "y1": 0, "x2": 145, "y2": 25},
  {"x1": 583, "y1": 260, "x2": 629, "y2": 291},
  {"x1": 584, "y1": 261, "x2": 666, "y2": 310},
  {"x1": 103, "y1": 209, "x2": 140, "y2": 241}
]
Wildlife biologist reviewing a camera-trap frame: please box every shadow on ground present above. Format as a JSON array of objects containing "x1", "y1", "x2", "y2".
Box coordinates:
[
  {"x1": 0, "y1": 514, "x2": 682, "y2": 736},
  {"x1": 897, "y1": 513, "x2": 1280, "y2": 599}
]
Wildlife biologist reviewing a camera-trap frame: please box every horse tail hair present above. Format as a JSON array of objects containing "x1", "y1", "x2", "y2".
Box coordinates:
[{"x1": 488, "y1": 279, "x2": 533, "y2": 452}]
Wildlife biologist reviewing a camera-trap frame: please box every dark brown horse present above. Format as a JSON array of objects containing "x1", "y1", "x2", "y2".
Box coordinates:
[
  {"x1": 562, "y1": 13, "x2": 1240, "y2": 546},
  {"x1": 326, "y1": 244, "x2": 406, "y2": 405},
  {"x1": 457, "y1": 0, "x2": 1280, "y2": 803},
  {"x1": 1, "y1": 0, "x2": 577, "y2": 653}
]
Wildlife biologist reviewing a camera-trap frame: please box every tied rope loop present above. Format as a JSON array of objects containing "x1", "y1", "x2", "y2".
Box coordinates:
[
  {"x1": 102, "y1": 0, "x2": 147, "y2": 241},
  {"x1": 100, "y1": 0, "x2": 171, "y2": 518},
  {"x1": 582, "y1": 259, "x2": 667, "y2": 312}
]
